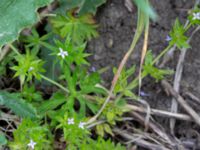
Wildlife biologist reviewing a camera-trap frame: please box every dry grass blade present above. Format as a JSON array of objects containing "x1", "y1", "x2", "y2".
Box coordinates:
[{"x1": 138, "y1": 19, "x2": 149, "y2": 97}]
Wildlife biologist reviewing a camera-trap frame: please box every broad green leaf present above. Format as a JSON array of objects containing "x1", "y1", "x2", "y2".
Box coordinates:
[
  {"x1": 0, "y1": 0, "x2": 53, "y2": 48},
  {"x1": 60, "y1": 0, "x2": 106, "y2": 15},
  {"x1": 0, "y1": 134, "x2": 7, "y2": 145},
  {"x1": 0, "y1": 91, "x2": 37, "y2": 119}
]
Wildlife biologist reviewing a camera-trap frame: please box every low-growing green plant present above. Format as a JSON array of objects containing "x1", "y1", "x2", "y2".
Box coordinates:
[
  {"x1": 51, "y1": 37, "x2": 90, "y2": 66},
  {"x1": 21, "y1": 84, "x2": 43, "y2": 102},
  {"x1": 113, "y1": 66, "x2": 138, "y2": 99},
  {"x1": 9, "y1": 119, "x2": 53, "y2": 150},
  {"x1": 21, "y1": 29, "x2": 52, "y2": 54},
  {"x1": 50, "y1": 11, "x2": 98, "y2": 44},
  {"x1": 55, "y1": 113, "x2": 90, "y2": 149},
  {"x1": 169, "y1": 19, "x2": 190, "y2": 49},
  {"x1": 80, "y1": 137, "x2": 126, "y2": 150},
  {"x1": 143, "y1": 50, "x2": 173, "y2": 81},
  {"x1": 11, "y1": 49, "x2": 45, "y2": 88},
  {"x1": 1, "y1": 0, "x2": 200, "y2": 149}
]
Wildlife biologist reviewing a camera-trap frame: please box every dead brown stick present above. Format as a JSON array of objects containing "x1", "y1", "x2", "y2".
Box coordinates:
[
  {"x1": 131, "y1": 112, "x2": 173, "y2": 145},
  {"x1": 114, "y1": 128, "x2": 170, "y2": 150},
  {"x1": 126, "y1": 104, "x2": 192, "y2": 121},
  {"x1": 161, "y1": 80, "x2": 200, "y2": 126},
  {"x1": 185, "y1": 91, "x2": 200, "y2": 105}
]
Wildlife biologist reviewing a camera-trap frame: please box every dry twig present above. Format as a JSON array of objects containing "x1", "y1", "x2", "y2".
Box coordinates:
[
  {"x1": 114, "y1": 128, "x2": 171, "y2": 150},
  {"x1": 161, "y1": 80, "x2": 200, "y2": 126},
  {"x1": 126, "y1": 104, "x2": 192, "y2": 121}
]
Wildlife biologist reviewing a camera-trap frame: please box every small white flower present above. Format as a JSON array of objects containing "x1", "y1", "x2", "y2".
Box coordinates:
[
  {"x1": 27, "y1": 139, "x2": 36, "y2": 149},
  {"x1": 28, "y1": 67, "x2": 34, "y2": 72},
  {"x1": 68, "y1": 118, "x2": 74, "y2": 125},
  {"x1": 192, "y1": 12, "x2": 200, "y2": 20},
  {"x1": 57, "y1": 47, "x2": 68, "y2": 59},
  {"x1": 78, "y1": 122, "x2": 85, "y2": 129}
]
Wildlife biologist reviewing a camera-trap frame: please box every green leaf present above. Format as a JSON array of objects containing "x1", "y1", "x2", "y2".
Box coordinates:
[
  {"x1": 50, "y1": 12, "x2": 98, "y2": 45},
  {"x1": 37, "y1": 92, "x2": 66, "y2": 115},
  {"x1": 0, "y1": 91, "x2": 37, "y2": 119},
  {"x1": 169, "y1": 19, "x2": 190, "y2": 49},
  {"x1": 106, "y1": 111, "x2": 115, "y2": 123},
  {"x1": 61, "y1": 0, "x2": 106, "y2": 15},
  {"x1": 113, "y1": 66, "x2": 136, "y2": 95},
  {"x1": 11, "y1": 48, "x2": 45, "y2": 86},
  {"x1": 9, "y1": 119, "x2": 53, "y2": 149},
  {"x1": 103, "y1": 124, "x2": 114, "y2": 136},
  {"x1": 0, "y1": 134, "x2": 7, "y2": 145},
  {"x1": 0, "y1": 0, "x2": 53, "y2": 48},
  {"x1": 115, "y1": 99, "x2": 127, "y2": 107},
  {"x1": 85, "y1": 101, "x2": 99, "y2": 114},
  {"x1": 143, "y1": 51, "x2": 174, "y2": 81},
  {"x1": 96, "y1": 125, "x2": 104, "y2": 137},
  {"x1": 133, "y1": 0, "x2": 157, "y2": 21}
]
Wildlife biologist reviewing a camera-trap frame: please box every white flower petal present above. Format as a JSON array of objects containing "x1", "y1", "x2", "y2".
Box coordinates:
[
  {"x1": 193, "y1": 12, "x2": 200, "y2": 20},
  {"x1": 57, "y1": 47, "x2": 68, "y2": 59},
  {"x1": 27, "y1": 139, "x2": 36, "y2": 149},
  {"x1": 78, "y1": 122, "x2": 85, "y2": 129},
  {"x1": 68, "y1": 118, "x2": 74, "y2": 125},
  {"x1": 28, "y1": 67, "x2": 34, "y2": 72}
]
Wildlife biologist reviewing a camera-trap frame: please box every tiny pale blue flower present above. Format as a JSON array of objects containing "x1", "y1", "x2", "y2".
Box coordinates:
[
  {"x1": 165, "y1": 35, "x2": 172, "y2": 41},
  {"x1": 140, "y1": 91, "x2": 150, "y2": 97},
  {"x1": 91, "y1": 66, "x2": 96, "y2": 72}
]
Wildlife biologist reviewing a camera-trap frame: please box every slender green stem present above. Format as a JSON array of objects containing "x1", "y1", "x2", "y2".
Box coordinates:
[
  {"x1": 40, "y1": 74, "x2": 69, "y2": 93},
  {"x1": 8, "y1": 43, "x2": 21, "y2": 56},
  {"x1": 152, "y1": 45, "x2": 172, "y2": 65},
  {"x1": 185, "y1": 22, "x2": 192, "y2": 31}
]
